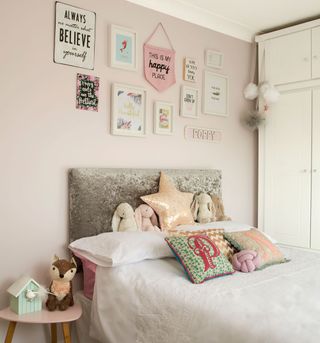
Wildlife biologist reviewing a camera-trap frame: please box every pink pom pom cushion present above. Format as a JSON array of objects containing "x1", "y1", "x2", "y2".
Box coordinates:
[
  {"x1": 232, "y1": 250, "x2": 260, "y2": 272},
  {"x1": 224, "y1": 229, "x2": 286, "y2": 269},
  {"x1": 165, "y1": 234, "x2": 234, "y2": 284}
]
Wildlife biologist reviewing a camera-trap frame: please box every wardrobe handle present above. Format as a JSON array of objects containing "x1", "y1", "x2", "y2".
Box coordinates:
[
  {"x1": 313, "y1": 169, "x2": 318, "y2": 173},
  {"x1": 313, "y1": 55, "x2": 318, "y2": 60},
  {"x1": 303, "y1": 57, "x2": 309, "y2": 62},
  {"x1": 301, "y1": 169, "x2": 308, "y2": 173}
]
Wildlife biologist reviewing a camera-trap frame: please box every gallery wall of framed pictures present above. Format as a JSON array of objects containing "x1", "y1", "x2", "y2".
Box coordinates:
[{"x1": 53, "y1": 1, "x2": 229, "y2": 141}]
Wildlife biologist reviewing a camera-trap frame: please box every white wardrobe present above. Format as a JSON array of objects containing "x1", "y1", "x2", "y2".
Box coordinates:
[{"x1": 257, "y1": 20, "x2": 320, "y2": 250}]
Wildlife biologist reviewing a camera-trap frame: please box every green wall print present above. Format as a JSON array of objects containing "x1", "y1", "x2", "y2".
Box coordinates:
[{"x1": 115, "y1": 34, "x2": 133, "y2": 64}]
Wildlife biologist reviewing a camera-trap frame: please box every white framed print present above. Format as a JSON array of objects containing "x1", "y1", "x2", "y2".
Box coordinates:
[
  {"x1": 202, "y1": 71, "x2": 228, "y2": 117},
  {"x1": 54, "y1": 2, "x2": 96, "y2": 69},
  {"x1": 154, "y1": 101, "x2": 174, "y2": 135},
  {"x1": 180, "y1": 86, "x2": 199, "y2": 119},
  {"x1": 110, "y1": 25, "x2": 137, "y2": 71},
  {"x1": 183, "y1": 57, "x2": 198, "y2": 82},
  {"x1": 111, "y1": 83, "x2": 146, "y2": 137},
  {"x1": 205, "y1": 50, "x2": 223, "y2": 69}
]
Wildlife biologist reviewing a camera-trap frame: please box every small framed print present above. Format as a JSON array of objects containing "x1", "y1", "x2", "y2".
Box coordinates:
[
  {"x1": 154, "y1": 101, "x2": 174, "y2": 135},
  {"x1": 205, "y1": 50, "x2": 223, "y2": 69},
  {"x1": 76, "y1": 73, "x2": 99, "y2": 111},
  {"x1": 203, "y1": 71, "x2": 228, "y2": 117},
  {"x1": 110, "y1": 24, "x2": 137, "y2": 71},
  {"x1": 111, "y1": 83, "x2": 146, "y2": 137},
  {"x1": 180, "y1": 86, "x2": 199, "y2": 119},
  {"x1": 183, "y1": 57, "x2": 198, "y2": 82}
]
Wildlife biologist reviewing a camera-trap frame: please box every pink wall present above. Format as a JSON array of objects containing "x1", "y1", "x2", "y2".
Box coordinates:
[{"x1": 0, "y1": 0, "x2": 255, "y2": 341}]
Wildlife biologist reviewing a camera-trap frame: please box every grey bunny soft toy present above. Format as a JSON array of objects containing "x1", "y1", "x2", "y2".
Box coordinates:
[
  {"x1": 191, "y1": 193, "x2": 216, "y2": 223},
  {"x1": 112, "y1": 203, "x2": 138, "y2": 232}
]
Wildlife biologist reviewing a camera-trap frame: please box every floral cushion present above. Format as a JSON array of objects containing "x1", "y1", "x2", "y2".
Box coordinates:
[
  {"x1": 167, "y1": 228, "x2": 236, "y2": 261},
  {"x1": 224, "y1": 229, "x2": 286, "y2": 269},
  {"x1": 165, "y1": 235, "x2": 234, "y2": 284}
]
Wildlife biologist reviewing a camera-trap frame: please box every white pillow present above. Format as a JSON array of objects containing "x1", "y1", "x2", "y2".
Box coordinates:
[
  {"x1": 176, "y1": 221, "x2": 277, "y2": 243},
  {"x1": 69, "y1": 231, "x2": 173, "y2": 267}
]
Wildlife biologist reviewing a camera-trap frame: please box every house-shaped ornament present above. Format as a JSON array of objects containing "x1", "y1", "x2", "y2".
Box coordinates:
[{"x1": 7, "y1": 276, "x2": 42, "y2": 315}]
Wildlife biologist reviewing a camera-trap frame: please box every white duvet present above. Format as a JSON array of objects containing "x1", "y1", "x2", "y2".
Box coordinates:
[{"x1": 90, "y1": 246, "x2": 320, "y2": 343}]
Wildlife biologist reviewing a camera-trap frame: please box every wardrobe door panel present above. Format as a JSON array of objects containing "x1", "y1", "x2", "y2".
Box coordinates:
[
  {"x1": 264, "y1": 89, "x2": 312, "y2": 247},
  {"x1": 311, "y1": 88, "x2": 320, "y2": 249},
  {"x1": 312, "y1": 27, "x2": 320, "y2": 79},
  {"x1": 265, "y1": 30, "x2": 311, "y2": 85}
]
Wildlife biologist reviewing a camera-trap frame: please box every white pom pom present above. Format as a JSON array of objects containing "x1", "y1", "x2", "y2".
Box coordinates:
[
  {"x1": 25, "y1": 289, "x2": 37, "y2": 300},
  {"x1": 37, "y1": 285, "x2": 49, "y2": 301},
  {"x1": 243, "y1": 82, "x2": 259, "y2": 100},
  {"x1": 263, "y1": 86, "x2": 280, "y2": 104},
  {"x1": 258, "y1": 81, "x2": 270, "y2": 96},
  {"x1": 259, "y1": 82, "x2": 280, "y2": 104}
]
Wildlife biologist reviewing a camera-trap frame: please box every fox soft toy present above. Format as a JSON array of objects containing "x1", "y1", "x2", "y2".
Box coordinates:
[{"x1": 46, "y1": 255, "x2": 77, "y2": 311}]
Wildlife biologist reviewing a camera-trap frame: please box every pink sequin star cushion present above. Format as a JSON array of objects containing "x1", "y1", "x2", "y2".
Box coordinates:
[{"x1": 141, "y1": 172, "x2": 194, "y2": 231}]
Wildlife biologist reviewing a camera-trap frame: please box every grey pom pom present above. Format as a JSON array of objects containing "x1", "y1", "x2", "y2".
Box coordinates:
[{"x1": 245, "y1": 111, "x2": 265, "y2": 131}]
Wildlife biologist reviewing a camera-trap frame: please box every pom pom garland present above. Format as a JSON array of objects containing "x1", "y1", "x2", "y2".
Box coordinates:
[
  {"x1": 24, "y1": 285, "x2": 54, "y2": 302},
  {"x1": 244, "y1": 81, "x2": 280, "y2": 105},
  {"x1": 243, "y1": 80, "x2": 279, "y2": 130}
]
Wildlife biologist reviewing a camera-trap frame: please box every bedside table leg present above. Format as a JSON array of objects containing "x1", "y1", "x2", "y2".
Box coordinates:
[
  {"x1": 51, "y1": 323, "x2": 57, "y2": 343},
  {"x1": 5, "y1": 321, "x2": 17, "y2": 343},
  {"x1": 62, "y1": 322, "x2": 71, "y2": 343}
]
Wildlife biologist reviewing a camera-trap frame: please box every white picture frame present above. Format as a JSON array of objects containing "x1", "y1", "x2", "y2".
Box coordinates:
[
  {"x1": 110, "y1": 24, "x2": 137, "y2": 71},
  {"x1": 54, "y1": 2, "x2": 96, "y2": 69},
  {"x1": 154, "y1": 101, "x2": 174, "y2": 135},
  {"x1": 183, "y1": 57, "x2": 198, "y2": 82},
  {"x1": 111, "y1": 83, "x2": 146, "y2": 137},
  {"x1": 205, "y1": 50, "x2": 223, "y2": 69},
  {"x1": 202, "y1": 71, "x2": 228, "y2": 117},
  {"x1": 180, "y1": 86, "x2": 199, "y2": 119}
]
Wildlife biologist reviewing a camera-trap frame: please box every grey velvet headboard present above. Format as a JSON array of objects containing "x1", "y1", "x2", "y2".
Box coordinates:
[{"x1": 68, "y1": 168, "x2": 222, "y2": 242}]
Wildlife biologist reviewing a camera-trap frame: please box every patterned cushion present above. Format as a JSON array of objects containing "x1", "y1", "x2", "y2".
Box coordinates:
[
  {"x1": 165, "y1": 235, "x2": 234, "y2": 284},
  {"x1": 224, "y1": 229, "x2": 286, "y2": 269},
  {"x1": 167, "y1": 228, "x2": 236, "y2": 261}
]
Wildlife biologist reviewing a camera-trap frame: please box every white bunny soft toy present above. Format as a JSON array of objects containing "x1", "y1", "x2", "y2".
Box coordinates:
[
  {"x1": 191, "y1": 193, "x2": 216, "y2": 224},
  {"x1": 112, "y1": 203, "x2": 138, "y2": 232},
  {"x1": 134, "y1": 204, "x2": 160, "y2": 232}
]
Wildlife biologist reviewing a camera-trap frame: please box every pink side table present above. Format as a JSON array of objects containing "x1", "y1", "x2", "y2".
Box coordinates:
[{"x1": 0, "y1": 303, "x2": 82, "y2": 343}]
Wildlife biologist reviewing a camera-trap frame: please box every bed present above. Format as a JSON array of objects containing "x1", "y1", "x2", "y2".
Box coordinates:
[{"x1": 68, "y1": 168, "x2": 320, "y2": 343}]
